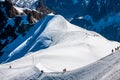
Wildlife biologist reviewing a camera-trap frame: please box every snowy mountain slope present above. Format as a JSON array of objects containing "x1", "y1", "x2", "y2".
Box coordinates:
[
  {"x1": 0, "y1": 0, "x2": 53, "y2": 56},
  {"x1": 71, "y1": 14, "x2": 120, "y2": 41},
  {"x1": 0, "y1": 15, "x2": 120, "y2": 80},
  {"x1": 1, "y1": 50, "x2": 120, "y2": 80},
  {"x1": 1, "y1": 14, "x2": 119, "y2": 64},
  {"x1": 11, "y1": 0, "x2": 120, "y2": 42},
  {"x1": 0, "y1": 15, "x2": 54, "y2": 63},
  {"x1": 39, "y1": 50, "x2": 120, "y2": 80},
  {"x1": 0, "y1": 66, "x2": 41, "y2": 80},
  {"x1": 70, "y1": 0, "x2": 120, "y2": 41},
  {"x1": 40, "y1": 50, "x2": 120, "y2": 80}
]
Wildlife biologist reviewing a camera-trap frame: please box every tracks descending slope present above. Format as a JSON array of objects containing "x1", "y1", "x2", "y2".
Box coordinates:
[{"x1": 40, "y1": 50, "x2": 120, "y2": 80}]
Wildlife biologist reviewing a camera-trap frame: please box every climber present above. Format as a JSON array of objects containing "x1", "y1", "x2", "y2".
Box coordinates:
[
  {"x1": 41, "y1": 70, "x2": 44, "y2": 74},
  {"x1": 63, "y1": 68, "x2": 67, "y2": 73},
  {"x1": 112, "y1": 49, "x2": 114, "y2": 53},
  {"x1": 9, "y1": 65, "x2": 12, "y2": 69}
]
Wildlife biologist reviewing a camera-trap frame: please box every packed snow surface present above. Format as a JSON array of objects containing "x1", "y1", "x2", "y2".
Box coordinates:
[{"x1": 0, "y1": 15, "x2": 120, "y2": 79}]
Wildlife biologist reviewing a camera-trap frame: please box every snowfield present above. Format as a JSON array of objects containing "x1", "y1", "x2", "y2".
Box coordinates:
[{"x1": 0, "y1": 15, "x2": 120, "y2": 80}]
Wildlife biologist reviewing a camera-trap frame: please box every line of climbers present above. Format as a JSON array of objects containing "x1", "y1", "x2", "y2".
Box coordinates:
[
  {"x1": 39, "y1": 68, "x2": 67, "y2": 74},
  {"x1": 8, "y1": 66, "x2": 67, "y2": 74},
  {"x1": 112, "y1": 46, "x2": 120, "y2": 53},
  {"x1": 9, "y1": 67, "x2": 67, "y2": 74}
]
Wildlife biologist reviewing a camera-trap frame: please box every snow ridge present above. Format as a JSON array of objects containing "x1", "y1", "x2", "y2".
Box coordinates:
[{"x1": 0, "y1": 15, "x2": 120, "y2": 80}]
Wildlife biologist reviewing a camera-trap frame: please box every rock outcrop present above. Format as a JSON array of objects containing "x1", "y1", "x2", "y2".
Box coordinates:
[{"x1": 0, "y1": 0, "x2": 53, "y2": 56}]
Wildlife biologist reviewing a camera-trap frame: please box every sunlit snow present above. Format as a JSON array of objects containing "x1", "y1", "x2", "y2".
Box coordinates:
[{"x1": 0, "y1": 15, "x2": 119, "y2": 75}]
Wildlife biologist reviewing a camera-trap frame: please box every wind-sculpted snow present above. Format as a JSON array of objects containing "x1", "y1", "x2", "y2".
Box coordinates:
[
  {"x1": 0, "y1": 15, "x2": 54, "y2": 63},
  {"x1": 0, "y1": 15, "x2": 120, "y2": 80}
]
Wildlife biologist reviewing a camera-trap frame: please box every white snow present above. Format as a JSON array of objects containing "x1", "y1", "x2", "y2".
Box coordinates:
[
  {"x1": 39, "y1": 50, "x2": 120, "y2": 80},
  {"x1": 0, "y1": 15, "x2": 120, "y2": 79},
  {"x1": 14, "y1": 6, "x2": 24, "y2": 14},
  {"x1": 77, "y1": 16, "x2": 83, "y2": 19},
  {"x1": 12, "y1": 0, "x2": 38, "y2": 9}
]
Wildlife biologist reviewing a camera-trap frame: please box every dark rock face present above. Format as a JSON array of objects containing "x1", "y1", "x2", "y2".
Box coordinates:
[
  {"x1": 100, "y1": 24, "x2": 120, "y2": 41},
  {"x1": 43, "y1": 0, "x2": 74, "y2": 8},
  {"x1": 86, "y1": 0, "x2": 120, "y2": 21},
  {"x1": 42, "y1": 0, "x2": 120, "y2": 20},
  {"x1": 3, "y1": 0, "x2": 19, "y2": 18},
  {"x1": 42, "y1": 0, "x2": 78, "y2": 18},
  {"x1": 35, "y1": 0, "x2": 55, "y2": 15},
  {"x1": 70, "y1": 0, "x2": 120, "y2": 42},
  {"x1": 41, "y1": 0, "x2": 88, "y2": 18},
  {"x1": 2, "y1": 0, "x2": 120, "y2": 45},
  {"x1": 11, "y1": 0, "x2": 120, "y2": 20},
  {"x1": 0, "y1": 0, "x2": 52, "y2": 56},
  {"x1": 24, "y1": 10, "x2": 41, "y2": 24}
]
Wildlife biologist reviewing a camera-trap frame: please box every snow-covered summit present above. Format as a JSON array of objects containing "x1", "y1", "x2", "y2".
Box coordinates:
[
  {"x1": 11, "y1": 0, "x2": 120, "y2": 42},
  {"x1": 0, "y1": 15, "x2": 119, "y2": 73}
]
